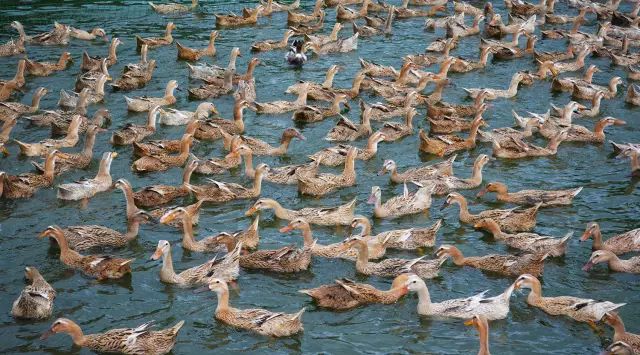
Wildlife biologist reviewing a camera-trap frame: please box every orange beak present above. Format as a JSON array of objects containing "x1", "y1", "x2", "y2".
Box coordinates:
[
  {"x1": 279, "y1": 225, "x2": 294, "y2": 233},
  {"x1": 150, "y1": 248, "x2": 163, "y2": 260},
  {"x1": 159, "y1": 212, "x2": 177, "y2": 224},
  {"x1": 476, "y1": 188, "x2": 487, "y2": 197},
  {"x1": 245, "y1": 206, "x2": 257, "y2": 216},
  {"x1": 464, "y1": 319, "x2": 474, "y2": 326},
  {"x1": 580, "y1": 231, "x2": 590, "y2": 241}
]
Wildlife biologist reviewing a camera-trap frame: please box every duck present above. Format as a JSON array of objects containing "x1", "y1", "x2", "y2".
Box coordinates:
[
  {"x1": 149, "y1": 0, "x2": 198, "y2": 14},
  {"x1": 368, "y1": 183, "x2": 435, "y2": 219},
  {"x1": 285, "y1": 39, "x2": 308, "y2": 67},
  {"x1": 125, "y1": 80, "x2": 178, "y2": 112},
  {"x1": 24, "y1": 22, "x2": 71, "y2": 46},
  {"x1": 75, "y1": 58, "x2": 111, "y2": 92},
  {"x1": 351, "y1": 216, "x2": 442, "y2": 250},
  {"x1": 436, "y1": 245, "x2": 548, "y2": 277},
  {"x1": 449, "y1": 46, "x2": 494, "y2": 73},
  {"x1": 192, "y1": 141, "x2": 244, "y2": 176},
  {"x1": 465, "y1": 315, "x2": 491, "y2": 355},
  {"x1": 474, "y1": 219, "x2": 571, "y2": 257},
  {"x1": 176, "y1": 31, "x2": 217, "y2": 61},
  {"x1": 246, "y1": 197, "x2": 356, "y2": 226},
  {"x1": 111, "y1": 106, "x2": 158, "y2": 145},
  {"x1": 394, "y1": 2, "x2": 445, "y2": 18},
  {"x1": 201, "y1": 278, "x2": 304, "y2": 337},
  {"x1": 477, "y1": 182, "x2": 583, "y2": 206},
  {"x1": 57, "y1": 151, "x2": 117, "y2": 200},
  {"x1": 428, "y1": 103, "x2": 488, "y2": 135},
  {"x1": 514, "y1": 274, "x2": 625, "y2": 324},
  {"x1": 463, "y1": 72, "x2": 526, "y2": 100},
  {"x1": 11, "y1": 267, "x2": 56, "y2": 320},
  {"x1": 0, "y1": 150, "x2": 59, "y2": 199},
  {"x1": 132, "y1": 160, "x2": 198, "y2": 207},
  {"x1": 194, "y1": 99, "x2": 251, "y2": 141},
  {"x1": 133, "y1": 121, "x2": 200, "y2": 157},
  {"x1": 447, "y1": 14, "x2": 486, "y2": 38},
  {"x1": 24, "y1": 52, "x2": 72, "y2": 76},
  {"x1": 442, "y1": 193, "x2": 541, "y2": 232},
  {"x1": 552, "y1": 65, "x2": 600, "y2": 92},
  {"x1": 572, "y1": 76, "x2": 623, "y2": 100},
  {"x1": 68, "y1": 26, "x2": 108, "y2": 41},
  {"x1": 415, "y1": 154, "x2": 490, "y2": 195},
  {"x1": 286, "y1": 65, "x2": 341, "y2": 102},
  {"x1": 583, "y1": 250, "x2": 640, "y2": 274},
  {"x1": 376, "y1": 108, "x2": 416, "y2": 141},
  {"x1": 292, "y1": 93, "x2": 349, "y2": 122},
  {"x1": 252, "y1": 29, "x2": 295, "y2": 52},
  {"x1": 626, "y1": 85, "x2": 640, "y2": 105},
  {"x1": 0, "y1": 59, "x2": 26, "y2": 101},
  {"x1": 419, "y1": 116, "x2": 484, "y2": 157},
  {"x1": 254, "y1": 82, "x2": 310, "y2": 114},
  {"x1": 340, "y1": 236, "x2": 445, "y2": 279},
  {"x1": 58, "y1": 75, "x2": 109, "y2": 110},
  {"x1": 38, "y1": 226, "x2": 134, "y2": 280},
  {"x1": 290, "y1": 10, "x2": 325, "y2": 34},
  {"x1": 404, "y1": 274, "x2": 514, "y2": 320},
  {"x1": 136, "y1": 22, "x2": 176, "y2": 50},
  {"x1": 603, "y1": 341, "x2": 635, "y2": 355},
  {"x1": 492, "y1": 34, "x2": 538, "y2": 60},
  {"x1": 238, "y1": 146, "x2": 320, "y2": 186},
  {"x1": 81, "y1": 37, "x2": 121, "y2": 72},
  {"x1": 602, "y1": 312, "x2": 640, "y2": 353},
  {"x1": 299, "y1": 274, "x2": 409, "y2": 311},
  {"x1": 336, "y1": 0, "x2": 370, "y2": 21},
  {"x1": 41, "y1": 318, "x2": 184, "y2": 354},
  {"x1": 298, "y1": 146, "x2": 357, "y2": 196},
  {"x1": 15, "y1": 115, "x2": 82, "y2": 156},
  {"x1": 552, "y1": 117, "x2": 626, "y2": 143},
  {"x1": 159, "y1": 103, "x2": 217, "y2": 127},
  {"x1": 131, "y1": 134, "x2": 193, "y2": 172},
  {"x1": 616, "y1": 146, "x2": 640, "y2": 177},
  {"x1": 0, "y1": 21, "x2": 25, "y2": 57},
  {"x1": 490, "y1": 130, "x2": 568, "y2": 159},
  {"x1": 187, "y1": 163, "x2": 269, "y2": 202},
  {"x1": 309, "y1": 132, "x2": 386, "y2": 167},
  {"x1": 573, "y1": 90, "x2": 606, "y2": 117},
  {"x1": 188, "y1": 69, "x2": 233, "y2": 100},
  {"x1": 580, "y1": 222, "x2": 640, "y2": 255},
  {"x1": 352, "y1": 6, "x2": 394, "y2": 37},
  {"x1": 478, "y1": 112, "x2": 542, "y2": 144},
  {"x1": 288, "y1": 0, "x2": 323, "y2": 23},
  {"x1": 377, "y1": 156, "x2": 454, "y2": 183},
  {"x1": 111, "y1": 45, "x2": 156, "y2": 91},
  {"x1": 0, "y1": 86, "x2": 47, "y2": 121},
  {"x1": 552, "y1": 47, "x2": 591, "y2": 74},
  {"x1": 159, "y1": 207, "x2": 232, "y2": 253},
  {"x1": 51, "y1": 107, "x2": 110, "y2": 138},
  {"x1": 188, "y1": 47, "x2": 242, "y2": 80},
  {"x1": 227, "y1": 127, "x2": 305, "y2": 156},
  {"x1": 305, "y1": 33, "x2": 359, "y2": 55},
  {"x1": 215, "y1": 6, "x2": 263, "y2": 27},
  {"x1": 534, "y1": 45, "x2": 575, "y2": 63},
  {"x1": 427, "y1": 91, "x2": 488, "y2": 118}
]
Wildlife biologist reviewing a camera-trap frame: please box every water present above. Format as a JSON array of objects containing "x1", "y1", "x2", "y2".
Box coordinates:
[{"x1": 0, "y1": 0, "x2": 638, "y2": 353}]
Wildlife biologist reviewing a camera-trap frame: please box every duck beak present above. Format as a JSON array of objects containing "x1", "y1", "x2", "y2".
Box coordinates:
[
  {"x1": 38, "y1": 230, "x2": 49, "y2": 239},
  {"x1": 366, "y1": 193, "x2": 377, "y2": 204},
  {"x1": 245, "y1": 206, "x2": 257, "y2": 216},
  {"x1": 377, "y1": 168, "x2": 387, "y2": 176},
  {"x1": 296, "y1": 132, "x2": 306, "y2": 141},
  {"x1": 279, "y1": 225, "x2": 294, "y2": 233},
  {"x1": 614, "y1": 119, "x2": 626, "y2": 126},
  {"x1": 579, "y1": 231, "x2": 590, "y2": 241},
  {"x1": 440, "y1": 200, "x2": 450, "y2": 211},
  {"x1": 40, "y1": 328, "x2": 55, "y2": 340},
  {"x1": 463, "y1": 319, "x2": 474, "y2": 326},
  {"x1": 476, "y1": 188, "x2": 487, "y2": 198},
  {"x1": 150, "y1": 248, "x2": 163, "y2": 261},
  {"x1": 582, "y1": 261, "x2": 594, "y2": 272},
  {"x1": 159, "y1": 213, "x2": 176, "y2": 224},
  {"x1": 193, "y1": 285, "x2": 210, "y2": 294}
]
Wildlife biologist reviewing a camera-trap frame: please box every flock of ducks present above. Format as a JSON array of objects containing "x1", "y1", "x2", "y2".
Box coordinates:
[{"x1": 1, "y1": 0, "x2": 639, "y2": 353}]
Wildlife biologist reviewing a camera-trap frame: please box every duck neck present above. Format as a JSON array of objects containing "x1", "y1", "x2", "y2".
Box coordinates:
[
  {"x1": 164, "y1": 85, "x2": 176, "y2": 100},
  {"x1": 164, "y1": 25, "x2": 173, "y2": 41},
  {"x1": 181, "y1": 165, "x2": 194, "y2": 186},
  {"x1": 233, "y1": 104, "x2": 246, "y2": 131},
  {"x1": 479, "y1": 48, "x2": 491, "y2": 66},
  {"x1": 207, "y1": 33, "x2": 216, "y2": 53},
  {"x1": 466, "y1": 120, "x2": 482, "y2": 145},
  {"x1": 449, "y1": 249, "x2": 466, "y2": 266},
  {"x1": 453, "y1": 198, "x2": 471, "y2": 221},
  {"x1": 591, "y1": 95, "x2": 603, "y2": 113},
  {"x1": 525, "y1": 37, "x2": 536, "y2": 52},
  {"x1": 215, "y1": 288, "x2": 231, "y2": 315},
  {"x1": 609, "y1": 80, "x2": 619, "y2": 95},
  {"x1": 252, "y1": 170, "x2": 265, "y2": 195},
  {"x1": 415, "y1": 282, "x2": 433, "y2": 314},
  {"x1": 507, "y1": 75, "x2": 522, "y2": 95},
  {"x1": 330, "y1": 97, "x2": 343, "y2": 113},
  {"x1": 584, "y1": 69, "x2": 596, "y2": 83},
  {"x1": 313, "y1": 0, "x2": 323, "y2": 13},
  {"x1": 96, "y1": 157, "x2": 112, "y2": 180},
  {"x1": 570, "y1": 18, "x2": 582, "y2": 34},
  {"x1": 160, "y1": 249, "x2": 178, "y2": 282},
  {"x1": 354, "y1": 243, "x2": 369, "y2": 269},
  {"x1": 120, "y1": 184, "x2": 139, "y2": 218},
  {"x1": 178, "y1": 138, "x2": 191, "y2": 160},
  {"x1": 228, "y1": 51, "x2": 239, "y2": 71},
  {"x1": 108, "y1": 41, "x2": 119, "y2": 62},
  {"x1": 125, "y1": 217, "x2": 141, "y2": 241},
  {"x1": 51, "y1": 233, "x2": 81, "y2": 266},
  {"x1": 30, "y1": 91, "x2": 44, "y2": 112},
  {"x1": 299, "y1": 225, "x2": 314, "y2": 247},
  {"x1": 483, "y1": 220, "x2": 504, "y2": 239},
  {"x1": 350, "y1": 75, "x2": 365, "y2": 97},
  {"x1": 294, "y1": 88, "x2": 308, "y2": 106},
  {"x1": 147, "y1": 110, "x2": 157, "y2": 129},
  {"x1": 322, "y1": 69, "x2": 337, "y2": 89},
  {"x1": 526, "y1": 279, "x2": 543, "y2": 304},
  {"x1": 366, "y1": 138, "x2": 380, "y2": 154},
  {"x1": 244, "y1": 61, "x2": 258, "y2": 80},
  {"x1": 43, "y1": 156, "x2": 57, "y2": 181},
  {"x1": 14, "y1": 62, "x2": 25, "y2": 84},
  {"x1": 57, "y1": 54, "x2": 69, "y2": 68},
  {"x1": 630, "y1": 152, "x2": 640, "y2": 173},
  {"x1": 64, "y1": 322, "x2": 87, "y2": 347},
  {"x1": 359, "y1": 0, "x2": 370, "y2": 16},
  {"x1": 0, "y1": 121, "x2": 15, "y2": 141},
  {"x1": 343, "y1": 153, "x2": 356, "y2": 179},
  {"x1": 593, "y1": 120, "x2": 610, "y2": 139},
  {"x1": 267, "y1": 201, "x2": 289, "y2": 219},
  {"x1": 523, "y1": 121, "x2": 536, "y2": 137},
  {"x1": 396, "y1": 64, "x2": 412, "y2": 84},
  {"x1": 329, "y1": 24, "x2": 341, "y2": 41},
  {"x1": 180, "y1": 214, "x2": 198, "y2": 249},
  {"x1": 358, "y1": 220, "x2": 372, "y2": 236},
  {"x1": 276, "y1": 134, "x2": 294, "y2": 154},
  {"x1": 478, "y1": 323, "x2": 490, "y2": 355}
]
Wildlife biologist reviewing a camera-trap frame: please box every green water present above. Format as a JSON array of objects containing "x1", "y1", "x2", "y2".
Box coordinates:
[{"x1": 0, "y1": 0, "x2": 638, "y2": 353}]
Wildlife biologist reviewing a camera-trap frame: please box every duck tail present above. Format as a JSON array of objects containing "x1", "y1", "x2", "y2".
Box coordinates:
[
  {"x1": 571, "y1": 186, "x2": 583, "y2": 197},
  {"x1": 298, "y1": 289, "x2": 313, "y2": 297},
  {"x1": 560, "y1": 232, "x2": 573, "y2": 245},
  {"x1": 13, "y1": 139, "x2": 32, "y2": 154},
  {"x1": 170, "y1": 320, "x2": 185, "y2": 335},
  {"x1": 120, "y1": 258, "x2": 135, "y2": 267},
  {"x1": 289, "y1": 307, "x2": 306, "y2": 322}
]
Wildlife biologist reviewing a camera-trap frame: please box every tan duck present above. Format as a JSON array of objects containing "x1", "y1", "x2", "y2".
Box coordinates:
[
  {"x1": 309, "y1": 132, "x2": 386, "y2": 167},
  {"x1": 57, "y1": 151, "x2": 117, "y2": 200},
  {"x1": 465, "y1": 315, "x2": 491, "y2": 355},
  {"x1": 336, "y1": 0, "x2": 370, "y2": 21},
  {"x1": 298, "y1": 146, "x2": 357, "y2": 196},
  {"x1": 549, "y1": 117, "x2": 626, "y2": 143},
  {"x1": 132, "y1": 160, "x2": 198, "y2": 207},
  {"x1": 238, "y1": 145, "x2": 319, "y2": 185},
  {"x1": 0, "y1": 22, "x2": 25, "y2": 57},
  {"x1": 351, "y1": 215, "x2": 442, "y2": 249},
  {"x1": 194, "y1": 99, "x2": 251, "y2": 141},
  {"x1": 15, "y1": 115, "x2": 82, "y2": 157},
  {"x1": 491, "y1": 130, "x2": 568, "y2": 159},
  {"x1": 583, "y1": 250, "x2": 640, "y2": 274},
  {"x1": 68, "y1": 26, "x2": 107, "y2": 41},
  {"x1": 159, "y1": 207, "x2": 232, "y2": 253},
  {"x1": 368, "y1": 183, "x2": 435, "y2": 219},
  {"x1": 325, "y1": 103, "x2": 372, "y2": 142},
  {"x1": 376, "y1": 107, "x2": 416, "y2": 141},
  {"x1": 394, "y1": 1, "x2": 445, "y2": 18},
  {"x1": 299, "y1": 274, "x2": 409, "y2": 310},
  {"x1": 601, "y1": 313, "x2": 640, "y2": 353},
  {"x1": 292, "y1": 93, "x2": 349, "y2": 122},
  {"x1": 626, "y1": 85, "x2": 640, "y2": 106},
  {"x1": 463, "y1": 72, "x2": 525, "y2": 100},
  {"x1": 111, "y1": 45, "x2": 156, "y2": 91},
  {"x1": 447, "y1": 14, "x2": 486, "y2": 38},
  {"x1": 81, "y1": 37, "x2": 121, "y2": 72},
  {"x1": 572, "y1": 76, "x2": 623, "y2": 100},
  {"x1": 477, "y1": 182, "x2": 583, "y2": 206},
  {"x1": 149, "y1": 0, "x2": 198, "y2": 14},
  {"x1": 442, "y1": 192, "x2": 540, "y2": 232},
  {"x1": 352, "y1": 5, "x2": 394, "y2": 37},
  {"x1": 419, "y1": 115, "x2": 484, "y2": 157},
  {"x1": 192, "y1": 140, "x2": 244, "y2": 175},
  {"x1": 188, "y1": 69, "x2": 234, "y2": 100},
  {"x1": 378, "y1": 156, "x2": 454, "y2": 183},
  {"x1": 215, "y1": 6, "x2": 262, "y2": 27},
  {"x1": 246, "y1": 197, "x2": 356, "y2": 226},
  {"x1": 24, "y1": 52, "x2": 72, "y2": 76},
  {"x1": 177, "y1": 31, "x2": 218, "y2": 61},
  {"x1": 11, "y1": 266, "x2": 56, "y2": 320},
  {"x1": 603, "y1": 341, "x2": 635, "y2": 355},
  {"x1": 131, "y1": 134, "x2": 193, "y2": 172},
  {"x1": 286, "y1": 64, "x2": 341, "y2": 102},
  {"x1": 136, "y1": 22, "x2": 176, "y2": 50},
  {"x1": 51, "y1": 107, "x2": 110, "y2": 138},
  {"x1": 187, "y1": 163, "x2": 269, "y2": 202},
  {"x1": 125, "y1": 80, "x2": 178, "y2": 112},
  {"x1": 340, "y1": 236, "x2": 445, "y2": 278},
  {"x1": 188, "y1": 47, "x2": 242, "y2": 80},
  {"x1": 0, "y1": 150, "x2": 59, "y2": 199},
  {"x1": 75, "y1": 58, "x2": 111, "y2": 92},
  {"x1": 134, "y1": 120, "x2": 203, "y2": 156},
  {"x1": 0, "y1": 86, "x2": 47, "y2": 121},
  {"x1": 0, "y1": 59, "x2": 26, "y2": 101},
  {"x1": 427, "y1": 91, "x2": 488, "y2": 118},
  {"x1": 202, "y1": 278, "x2": 304, "y2": 337},
  {"x1": 534, "y1": 44, "x2": 575, "y2": 63},
  {"x1": 159, "y1": 103, "x2": 217, "y2": 126},
  {"x1": 305, "y1": 33, "x2": 359, "y2": 55},
  {"x1": 617, "y1": 146, "x2": 640, "y2": 177},
  {"x1": 0, "y1": 118, "x2": 16, "y2": 144},
  {"x1": 111, "y1": 106, "x2": 158, "y2": 145},
  {"x1": 474, "y1": 219, "x2": 571, "y2": 257},
  {"x1": 219, "y1": 128, "x2": 305, "y2": 156},
  {"x1": 428, "y1": 103, "x2": 488, "y2": 135},
  {"x1": 58, "y1": 76, "x2": 108, "y2": 111},
  {"x1": 254, "y1": 83, "x2": 310, "y2": 114},
  {"x1": 260, "y1": 0, "x2": 301, "y2": 14},
  {"x1": 514, "y1": 274, "x2": 625, "y2": 323},
  {"x1": 477, "y1": 112, "x2": 542, "y2": 144},
  {"x1": 151, "y1": 239, "x2": 240, "y2": 289},
  {"x1": 290, "y1": 10, "x2": 325, "y2": 34},
  {"x1": 580, "y1": 222, "x2": 640, "y2": 255},
  {"x1": 252, "y1": 29, "x2": 295, "y2": 52},
  {"x1": 39, "y1": 226, "x2": 133, "y2": 280},
  {"x1": 552, "y1": 64, "x2": 599, "y2": 92},
  {"x1": 41, "y1": 318, "x2": 184, "y2": 354},
  {"x1": 450, "y1": 46, "x2": 493, "y2": 73},
  {"x1": 436, "y1": 245, "x2": 548, "y2": 277},
  {"x1": 415, "y1": 154, "x2": 490, "y2": 195}
]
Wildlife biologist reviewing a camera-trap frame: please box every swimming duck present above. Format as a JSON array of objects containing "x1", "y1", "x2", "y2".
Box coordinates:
[
  {"x1": 286, "y1": 65, "x2": 341, "y2": 102},
  {"x1": 603, "y1": 341, "x2": 635, "y2": 355},
  {"x1": 442, "y1": 193, "x2": 541, "y2": 232},
  {"x1": 419, "y1": 116, "x2": 485, "y2": 157},
  {"x1": 474, "y1": 219, "x2": 571, "y2": 257},
  {"x1": 325, "y1": 104, "x2": 372, "y2": 142},
  {"x1": 465, "y1": 315, "x2": 491, "y2": 355},
  {"x1": 51, "y1": 107, "x2": 110, "y2": 138},
  {"x1": 552, "y1": 65, "x2": 600, "y2": 92},
  {"x1": 81, "y1": 37, "x2": 121, "y2": 72},
  {"x1": 225, "y1": 127, "x2": 305, "y2": 156},
  {"x1": 368, "y1": 183, "x2": 435, "y2": 219},
  {"x1": 41, "y1": 318, "x2": 184, "y2": 354},
  {"x1": 352, "y1": 216, "x2": 442, "y2": 249},
  {"x1": 0, "y1": 86, "x2": 47, "y2": 121},
  {"x1": 290, "y1": 10, "x2": 325, "y2": 34},
  {"x1": 550, "y1": 117, "x2": 626, "y2": 143},
  {"x1": 215, "y1": 6, "x2": 263, "y2": 27},
  {"x1": 617, "y1": 146, "x2": 640, "y2": 177},
  {"x1": 131, "y1": 134, "x2": 193, "y2": 172},
  {"x1": 437, "y1": 245, "x2": 548, "y2": 277},
  {"x1": 292, "y1": 93, "x2": 349, "y2": 122},
  {"x1": 298, "y1": 147, "x2": 356, "y2": 197},
  {"x1": 176, "y1": 30, "x2": 217, "y2": 62},
  {"x1": 0, "y1": 22, "x2": 25, "y2": 57},
  {"x1": 285, "y1": 40, "x2": 308, "y2": 67},
  {"x1": 378, "y1": 156, "x2": 454, "y2": 184},
  {"x1": 58, "y1": 75, "x2": 109, "y2": 111},
  {"x1": 427, "y1": 91, "x2": 488, "y2": 118},
  {"x1": 158, "y1": 103, "x2": 216, "y2": 127},
  {"x1": 15, "y1": 115, "x2": 82, "y2": 156},
  {"x1": 478, "y1": 112, "x2": 542, "y2": 145},
  {"x1": 0, "y1": 150, "x2": 59, "y2": 199},
  {"x1": 192, "y1": 140, "x2": 244, "y2": 175},
  {"x1": 404, "y1": 274, "x2": 515, "y2": 321},
  {"x1": 583, "y1": 250, "x2": 640, "y2": 274},
  {"x1": 238, "y1": 145, "x2": 320, "y2": 185},
  {"x1": 0, "y1": 118, "x2": 16, "y2": 144},
  {"x1": 24, "y1": 22, "x2": 71, "y2": 46},
  {"x1": 111, "y1": 106, "x2": 158, "y2": 145},
  {"x1": 246, "y1": 197, "x2": 356, "y2": 226},
  {"x1": 39, "y1": 226, "x2": 134, "y2": 280},
  {"x1": 395, "y1": 2, "x2": 445, "y2": 18},
  {"x1": 202, "y1": 278, "x2": 305, "y2": 337},
  {"x1": 136, "y1": 22, "x2": 176, "y2": 50},
  {"x1": 626, "y1": 85, "x2": 640, "y2": 105},
  {"x1": 336, "y1": 0, "x2": 370, "y2": 21},
  {"x1": 418, "y1": 154, "x2": 490, "y2": 196},
  {"x1": 449, "y1": 46, "x2": 494, "y2": 73},
  {"x1": 125, "y1": 80, "x2": 179, "y2": 112},
  {"x1": 309, "y1": 132, "x2": 386, "y2": 167},
  {"x1": 340, "y1": 236, "x2": 445, "y2": 278},
  {"x1": 159, "y1": 207, "x2": 230, "y2": 253},
  {"x1": 111, "y1": 45, "x2": 156, "y2": 91},
  {"x1": 299, "y1": 274, "x2": 408, "y2": 311},
  {"x1": 253, "y1": 82, "x2": 309, "y2": 114},
  {"x1": 132, "y1": 160, "x2": 198, "y2": 207},
  {"x1": 75, "y1": 58, "x2": 111, "y2": 92},
  {"x1": 24, "y1": 52, "x2": 72, "y2": 77},
  {"x1": 493, "y1": 34, "x2": 538, "y2": 60},
  {"x1": 491, "y1": 130, "x2": 568, "y2": 159},
  {"x1": 514, "y1": 274, "x2": 625, "y2": 324},
  {"x1": 305, "y1": 33, "x2": 359, "y2": 55},
  {"x1": 534, "y1": 45, "x2": 575, "y2": 63},
  {"x1": 57, "y1": 151, "x2": 117, "y2": 200},
  {"x1": 11, "y1": 266, "x2": 56, "y2": 320},
  {"x1": 572, "y1": 76, "x2": 623, "y2": 100},
  {"x1": 376, "y1": 107, "x2": 416, "y2": 141},
  {"x1": 188, "y1": 47, "x2": 242, "y2": 80},
  {"x1": 581, "y1": 222, "x2": 640, "y2": 255},
  {"x1": 68, "y1": 25, "x2": 107, "y2": 41},
  {"x1": 601, "y1": 313, "x2": 640, "y2": 354},
  {"x1": 149, "y1": 0, "x2": 198, "y2": 14},
  {"x1": 463, "y1": 72, "x2": 526, "y2": 100},
  {"x1": 0, "y1": 59, "x2": 26, "y2": 101},
  {"x1": 353, "y1": 6, "x2": 394, "y2": 37},
  {"x1": 428, "y1": 103, "x2": 488, "y2": 135},
  {"x1": 188, "y1": 163, "x2": 269, "y2": 202},
  {"x1": 194, "y1": 99, "x2": 251, "y2": 141},
  {"x1": 447, "y1": 14, "x2": 486, "y2": 38},
  {"x1": 572, "y1": 89, "x2": 606, "y2": 117},
  {"x1": 252, "y1": 29, "x2": 295, "y2": 52},
  {"x1": 132, "y1": 121, "x2": 199, "y2": 157},
  {"x1": 477, "y1": 182, "x2": 583, "y2": 206}
]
